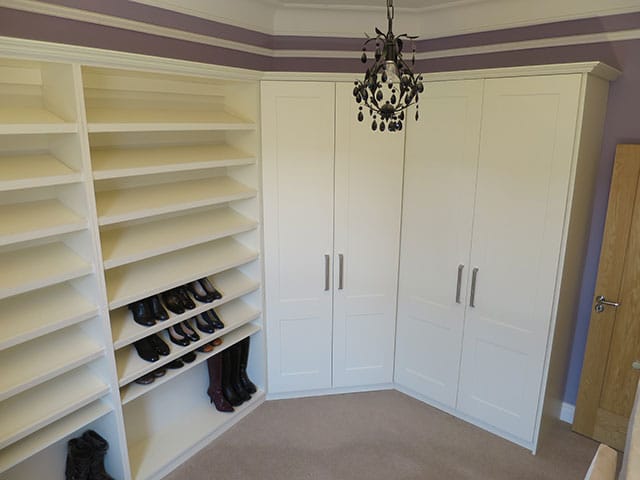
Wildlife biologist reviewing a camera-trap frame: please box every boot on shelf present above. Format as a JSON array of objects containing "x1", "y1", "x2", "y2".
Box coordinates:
[
  {"x1": 65, "y1": 437, "x2": 91, "y2": 480},
  {"x1": 229, "y1": 342, "x2": 251, "y2": 403},
  {"x1": 82, "y1": 430, "x2": 115, "y2": 480},
  {"x1": 221, "y1": 347, "x2": 243, "y2": 406},
  {"x1": 238, "y1": 337, "x2": 257, "y2": 394},
  {"x1": 206, "y1": 354, "x2": 234, "y2": 412}
]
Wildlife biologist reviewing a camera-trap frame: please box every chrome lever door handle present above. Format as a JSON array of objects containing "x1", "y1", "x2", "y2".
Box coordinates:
[
  {"x1": 594, "y1": 295, "x2": 620, "y2": 313},
  {"x1": 338, "y1": 254, "x2": 344, "y2": 290},
  {"x1": 633, "y1": 360, "x2": 640, "y2": 371},
  {"x1": 324, "y1": 254, "x2": 330, "y2": 291},
  {"x1": 455, "y1": 264, "x2": 464, "y2": 304},
  {"x1": 469, "y1": 267, "x2": 479, "y2": 308}
]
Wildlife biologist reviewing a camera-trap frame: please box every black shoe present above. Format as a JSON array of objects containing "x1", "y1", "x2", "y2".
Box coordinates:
[
  {"x1": 194, "y1": 313, "x2": 215, "y2": 334},
  {"x1": 238, "y1": 337, "x2": 257, "y2": 394},
  {"x1": 81, "y1": 430, "x2": 115, "y2": 480},
  {"x1": 182, "y1": 351, "x2": 197, "y2": 363},
  {"x1": 200, "y1": 277, "x2": 222, "y2": 300},
  {"x1": 187, "y1": 280, "x2": 213, "y2": 303},
  {"x1": 162, "y1": 290, "x2": 184, "y2": 315},
  {"x1": 152, "y1": 368, "x2": 166, "y2": 378},
  {"x1": 229, "y1": 343, "x2": 251, "y2": 402},
  {"x1": 166, "y1": 359, "x2": 184, "y2": 369},
  {"x1": 149, "y1": 295, "x2": 169, "y2": 320},
  {"x1": 148, "y1": 333, "x2": 170, "y2": 356},
  {"x1": 134, "y1": 338, "x2": 159, "y2": 362},
  {"x1": 167, "y1": 325, "x2": 189, "y2": 347},
  {"x1": 176, "y1": 286, "x2": 196, "y2": 310},
  {"x1": 208, "y1": 309, "x2": 225, "y2": 329},
  {"x1": 135, "y1": 373, "x2": 155, "y2": 385},
  {"x1": 128, "y1": 299, "x2": 155, "y2": 327},
  {"x1": 221, "y1": 348, "x2": 242, "y2": 406},
  {"x1": 66, "y1": 437, "x2": 91, "y2": 480},
  {"x1": 179, "y1": 320, "x2": 200, "y2": 342}
]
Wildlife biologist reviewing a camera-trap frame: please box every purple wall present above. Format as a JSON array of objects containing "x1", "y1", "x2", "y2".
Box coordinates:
[{"x1": 1, "y1": 3, "x2": 639, "y2": 405}]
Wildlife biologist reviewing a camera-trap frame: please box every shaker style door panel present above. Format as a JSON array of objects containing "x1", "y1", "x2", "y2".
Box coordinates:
[
  {"x1": 332, "y1": 83, "x2": 405, "y2": 387},
  {"x1": 394, "y1": 80, "x2": 484, "y2": 407},
  {"x1": 262, "y1": 82, "x2": 336, "y2": 393},
  {"x1": 457, "y1": 75, "x2": 582, "y2": 442}
]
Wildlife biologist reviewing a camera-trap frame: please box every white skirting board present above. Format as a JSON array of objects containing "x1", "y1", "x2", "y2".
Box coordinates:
[{"x1": 560, "y1": 402, "x2": 576, "y2": 424}]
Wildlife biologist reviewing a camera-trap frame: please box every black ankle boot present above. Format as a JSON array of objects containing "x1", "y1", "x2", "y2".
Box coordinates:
[
  {"x1": 238, "y1": 337, "x2": 257, "y2": 394},
  {"x1": 230, "y1": 343, "x2": 251, "y2": 402},
  {"x1": 221, "y1": 348, "x2": 242, "y2": 406},
  {"x1": 66, "y1": 438, "x2": 92, "y2": 480},
  {"x1": 82, "y1": 430, "x2": 114, "y2": 480}
]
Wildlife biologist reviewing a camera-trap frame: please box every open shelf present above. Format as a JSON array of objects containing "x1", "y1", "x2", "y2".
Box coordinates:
[
  {"x1": 111, "y1": 268, "x2": 260, "y2": 349},
  {"x1": 96, "y1": 176, "x2": 256, "y2": 226},
  {"x1": 101, "y1": 207, "x2": 257, "y2": 269},
  {"x1": 127, "y1": 389, "x2": 265, "y2": 480},
  {"x1": 86, "y1": 109, "x2": 255, "y2": 133},
  {"x1": 105, "y1": 237, "x2": 258, "y2": 309},
  {"x1": 0, "y1": 200, "x2": 86, "y2": 247},
  {"x1": 0, "y1": 328, "x2": 105, "y2": 402},
  {"x1": 0, "y1": 108, "x2": 77, "y2": 135},
  {"x1": 0, "y1": 367, "x2": 110, "y2": 450},
  {"x1": 0, "y1": 283, "x2": 98, "y2": 351},
  {"x1": 0, "y1": 399, "x2": 112, "y2": 474},
  {"x1": 92, "y1": 144, "x2": 255, "y2": 180},
  {"x1": 0, "y1": 154, "x2": 81, "y2": 192},
  {"x1": 116, "y1": 298, "x2": 260, "y2": 387},
  {"x1": 0, "y1": 243, "x2": 93, "y2": 300},
  {"x1": 120, "y1": 322, "x2": 260, "y2": 404}
]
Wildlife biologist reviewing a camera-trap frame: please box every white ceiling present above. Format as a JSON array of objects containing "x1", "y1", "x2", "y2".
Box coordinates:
[{"x1": 257, "y1": 0, "x2": 471, "y2": 9}]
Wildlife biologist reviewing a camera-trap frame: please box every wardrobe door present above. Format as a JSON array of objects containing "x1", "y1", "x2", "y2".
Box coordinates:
[
  {"x1": 332, "y1": 83, "x2": 405, "y2": 387},
  {"x1": 394, "y1": 80, "x2": 483, "y2": 407},
  {"x1": 457, "y1": 75, "x2": 582, "y2": 443},
  {"x1": 262, "y1": 82, "x2": 335, "y2": 393}
]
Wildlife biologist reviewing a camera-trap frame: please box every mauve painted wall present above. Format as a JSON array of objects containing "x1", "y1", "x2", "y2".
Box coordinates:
[{"x1": 1, "y1": 6, "x2": 639, "y2": 406}]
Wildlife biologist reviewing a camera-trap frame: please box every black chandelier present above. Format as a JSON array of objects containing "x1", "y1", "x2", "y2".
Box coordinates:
[{"x1": 353, "y1": 0, "x2": 424, "y2": 132}]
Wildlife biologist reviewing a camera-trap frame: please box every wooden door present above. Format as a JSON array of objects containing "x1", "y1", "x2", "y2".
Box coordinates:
[
  {"x1": 261, "y1": 82, "x2": 335, "y2": 393},
  {"x1": 574, "y1": 145, "x2": 640, "y2": 450},
  {"x1": 394, "y1": 79, "x2": 483, "y2": 407},
  {"x1": 456, "y1": 75, "x2": 582, "y2": 444},
  {"x1": 332, "y1": 83, "x2": 405, "y2": 387}
]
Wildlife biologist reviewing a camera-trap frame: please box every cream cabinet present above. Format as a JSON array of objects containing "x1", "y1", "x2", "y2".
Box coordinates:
[
  {"x1": 262, "y1": 81, "x2": 404, "y2": 394},
  {"x1": 395, "y1": 68, "x2": 616, "y2": 450}
]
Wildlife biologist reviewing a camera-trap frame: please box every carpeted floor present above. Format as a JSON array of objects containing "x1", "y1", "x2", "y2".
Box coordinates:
[{"x1": 164, "y1": 390, "x2": 598, "y2": 480}]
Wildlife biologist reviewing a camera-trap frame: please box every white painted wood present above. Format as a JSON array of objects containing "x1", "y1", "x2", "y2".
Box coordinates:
[
  {"x1": 111, "y1": 268, "x2": 259, "y2": 349},
  {"x1": 96, "y1": 176, "x2": 256, "y2": 226},
  {"x1": 0, "y1": 368, "x2": 109, "y2": 449},
  {"x1": 105, "y1": 237, "x2": 258, "y2": 309},
  {"x1": 116, "y1": 298, "x2": 259, "y2": 386},
  {"x1": 457, "y1": 74, "x2": 582, "y2": 443},
  {"x1": 0, "y1": 199, "x2": 86, "y2": 247},
  {"x1": 0, "y1": 154, "x2": 81, "y2": 191},
  {"x1": 394, "y1": 79, "x2": 483, "y2": 408},
  {"x1": 120, "y1": 322, "x2": 261, "y2": 404},
  {"x1": 331, "y1": 82, "x2": 404, "y2": 387},
  {"x1": 91, "y1": 144, "x2": 254, "y2": 179},
  {"x1": 0, "y1": 283, "x2": 98, "y2": 351},
  {"x1": 262, "y1": 81, "x2": 335, "y2": 393},
  {"x1": 0, "y1": 243, "x2": 93, "y2": 300},
  {"x1": 0, "y1": 328, "x2": 104, "y2": 401},
  {"x1": 0, "y1": 400, "x2": 111, "y2": 474},
  {"x1": 101, "y1": 207, "x2": 257, "y2": 269},
  {"x1": 0, "y1": 108, "x2": 76, "y2": 135}
]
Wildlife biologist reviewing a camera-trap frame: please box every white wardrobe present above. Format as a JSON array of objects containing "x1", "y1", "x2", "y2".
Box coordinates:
[{"x1": 261, "y1": 81, "x2": 405, "y2": 394}]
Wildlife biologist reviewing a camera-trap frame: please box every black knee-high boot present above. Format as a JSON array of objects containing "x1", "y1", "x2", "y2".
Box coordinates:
[{"x1": 239, "y1": 337, "x2": 257, "y2": 394}]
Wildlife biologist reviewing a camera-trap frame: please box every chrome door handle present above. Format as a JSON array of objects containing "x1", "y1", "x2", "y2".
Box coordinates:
[
  {"x1": 633, "y1": 360, "x2": 640, "y2": 371},
  {"x1": 455, "y1": 264, "x2": 464, "y2": 304},
  {"x1": 324, "y1": 254, "x2": 330, "y2": 291},
  {"x1": 338, "y1": 254, "x2": 344, "y2": 290},
  {"x1": 469, "y1": 267, "x2": 479, "y2": 308},
  {"x1": 594, "y1": 295, "x2": 620, "y2": 313}
]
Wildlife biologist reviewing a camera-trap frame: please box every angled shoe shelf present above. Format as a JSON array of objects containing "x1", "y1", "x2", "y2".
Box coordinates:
[
  {"x1": 111, "y1": 268, "x2": 260, "y2": 349},
  {"x1": 100, "y1": 207, "x2": 258, "y2": 269},
  {"x1": 0, "y1": 153, "x2": 81, "y2": 192}
]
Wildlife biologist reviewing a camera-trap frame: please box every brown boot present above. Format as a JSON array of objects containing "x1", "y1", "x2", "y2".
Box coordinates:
[{"x1": 206, "y1": 354, "x2": 234, "y2": 412}]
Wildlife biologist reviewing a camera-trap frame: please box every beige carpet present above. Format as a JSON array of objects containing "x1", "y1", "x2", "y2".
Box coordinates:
[{"x1": 164, "y1": 390, "x2": 598, "y2": 480}]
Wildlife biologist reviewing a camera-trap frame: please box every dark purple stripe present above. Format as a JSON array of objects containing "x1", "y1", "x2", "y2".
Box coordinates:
[
  {"x1": 37, "y1": 0, "x2": 273, "y2": 48},
  {"x1": 0, "y1": 8, "x2": 272, "y2": 70}
]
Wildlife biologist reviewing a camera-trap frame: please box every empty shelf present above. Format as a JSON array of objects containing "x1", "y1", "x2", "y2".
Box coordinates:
[
  {"x1": 101, "y1": 207, "x2": 258, "y2": 269},
  {"x1": 0, "y1": 107, "x2": 77, "y2": 135},
  {"x1": 0, "y1": 367, "x2": 109, "y2": 449},
  {"x1": 96, "y1": 176, "x2": 256, "y2": 226},
  {"x1": 105, "y1": 237, "x2": 258, "y2": 309},
  {"x1": 92, "y1": 144, "x2": 255, "y2": 180},
  {"x1": 0, "y1": 243, "x2": 93, "y2": 300},
  {"x1": 0, "y1": 328, "x2": 105, "y2": 402},
  {"x1": 0, "y1": 154, "x2": 81, "y2": 192},
  {"x1": 0, "y1": 283, "x2": 98, "y2": 351},
  {"x1": 0, "y1": 200, "x2": 86, "y2": 247}
]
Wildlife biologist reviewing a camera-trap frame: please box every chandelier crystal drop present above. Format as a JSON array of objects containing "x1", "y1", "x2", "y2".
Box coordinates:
[{"x1": 353, "y1": 0, "x2": 424, "y2": 132}]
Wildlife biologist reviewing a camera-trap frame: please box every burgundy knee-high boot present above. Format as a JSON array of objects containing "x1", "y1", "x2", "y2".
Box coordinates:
[{"x1": 206, "y1": 354, "x2": 234, "y2": 412}]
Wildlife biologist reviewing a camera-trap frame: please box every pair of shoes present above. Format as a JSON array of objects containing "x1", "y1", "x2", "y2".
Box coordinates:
[
  {"x1": 65, "y1": 430, "x2": 114, "y2": 480},
  {"x1": 167, "y1": 320, "x2": 199, "y2": 347},
  {"x1": 183, "y1": 351, "x2": 197, "y2": 363},
  {"x1": 134, "y1": 334, "x2": 170, "y2": 362},
  {"x1": 199, "y1": 336, "x2": 224, "y2": 352},
  {"x1": 207, "y1": 336, "x2": 256, "y2": 411},
  {"x1": 161, "y1": 286, "x2": 196, "y2": 314},
  {"x1": 166, "y1": 359, "x2": 184, "y2": 369},
  {"x1": 134, "y1": 367, "x2": 166, "y2": 385},
  {"x1": 187, "y1": 277, "x2": 223, "y2": 303},
  {"x1": 128, "y1": 295, "x2": 168, "y2": 327},
  {"x1": 194, "y1": 310, "x2": 225, "y2": 334}
]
